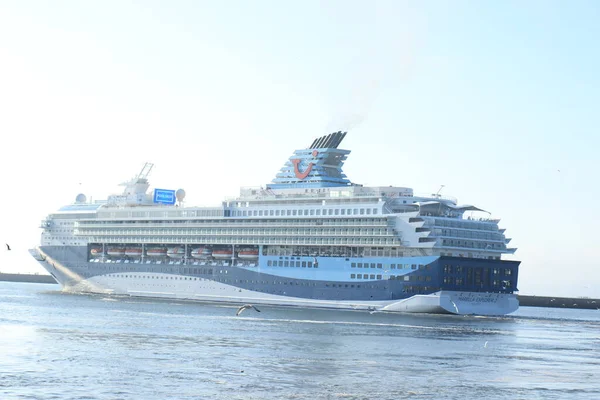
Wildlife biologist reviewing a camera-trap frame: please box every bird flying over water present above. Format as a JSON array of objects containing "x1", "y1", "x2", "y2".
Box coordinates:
[
  {"x1": 5, "y1": 243, "x2": 10, "y2": 251},
  {"x1": 236, "y1": 304, "x2": 261, "y2": 316}
]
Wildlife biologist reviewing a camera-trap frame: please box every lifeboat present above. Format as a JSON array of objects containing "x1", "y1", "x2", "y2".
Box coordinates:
[
  {"x1": 191, "y1": 247, "x2": 210, "y2": 259},
  {"x1": 212, "y1": 249, "x2": 233, "y2": 259},
  {"x1": 167, "y1": 247, "x2": 185, "y2": 258},
  {"x1": 106, "y1": 247, "x2": 125, "y2": 257},
  {"x1": 125, "y1": 247, "x2": 143, "y2": 257},
  {"x1": 90, "y1": 247, "x2": 104, "y2": 257},
  {"x1": 146, "y1": 248, "x2": 167, "y2": 257},
  {"x1": 237, "y1": 248, "x2": 259, "y2": 259}
]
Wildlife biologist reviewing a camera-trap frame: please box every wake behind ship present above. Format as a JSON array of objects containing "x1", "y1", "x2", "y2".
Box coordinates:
[{"x1": 30, "y1": 132, "x2": 520, "y2": 315}]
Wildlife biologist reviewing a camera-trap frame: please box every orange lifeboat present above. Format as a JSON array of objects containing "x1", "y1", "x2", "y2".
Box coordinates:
[
  {"x1": 212, "y1": 249, "x2": 233, "y2": 259},
  {"x1": 106, "y1": 247, "x2": 125, "y2": 257},
  {"x1": 191, "y1": 247, "x2": 210, "y2": 259},
  {"x1": 146, "y1": 248, "x2": 167, "y2": 257},
  {"x1": 167, "y1": 247, "x2": 185, "y2": 259},
  {"x1": 237, "y1": 248, "x2": 259, "y2": 259},
  {"x1": 125, "y1": 248, "x2": 143, "y2": 257}
]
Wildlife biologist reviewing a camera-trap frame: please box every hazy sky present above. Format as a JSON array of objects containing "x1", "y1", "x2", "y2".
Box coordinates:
[{"x1": 0, "y1": 1, "x2": 598, "y2": 298}]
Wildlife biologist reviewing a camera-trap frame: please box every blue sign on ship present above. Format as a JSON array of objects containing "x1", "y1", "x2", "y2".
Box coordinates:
[{"x1": 153, "y1": 189, "x2": 176, "y2": 205}]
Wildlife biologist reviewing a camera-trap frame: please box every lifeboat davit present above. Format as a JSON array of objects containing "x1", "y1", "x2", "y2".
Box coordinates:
[
  {"x1": 237, "y1": 249, "x2": 259, "y2": 259},
  {"x1": 167, "y1": 247, "x2": 185, "y2": 258},
  {"x1": 146, "y1": 248, "x2": 167, "y2": 257},
  {"x1": 90, "y1": 247, "x2": 104, "y2": 257},
  {"x1": 212, "y1": 249, "x2": 233, "y2": 259},
  {"x1": 125, "y1": 248, "x2": 143, "y2": 257},
  {"x1": 106, "y1": 247, "x2": 125, "y2": 256}
]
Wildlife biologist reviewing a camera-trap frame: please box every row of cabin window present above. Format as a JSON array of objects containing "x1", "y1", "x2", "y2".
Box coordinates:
[
  {"x1": 442, "y1": 239, "x2": 504, "y2": 249},
  {"x1": 89, "y1": 265, "x2": 215, "y2": 275},
  {"x1": 352, "y1": 262, "x2": 425, "y2": 270},
  {"x1": 350, "y1": 274, "x2": 432, "y2": 282},
  {"x1": 115, "y1": 275, "x2": 200, "y2": 280},
  {"x1": 350, "y1": 274, "x2": 382, "y2": 280},
  {"x1": 439, "y1": 229, "x2": 502, "y2": 241},
  {"x1": 442, "y1": 277, "x2": 512, "y2": 287},
  {"x1": 404, "y1": 286, "x2": 439, "y2": 293},
  {"x1": 443, "y1": 265, "x2": 513, "y2": 276},
  {"x1": 110, "y1": 274, "x2": 392, "y2": 291},
  {"x1": 267, "y1": 260, "x2": 317, "y2": 268},
  {"x1": 232, "y1": 208, "x2": 379, "y2": 217}
]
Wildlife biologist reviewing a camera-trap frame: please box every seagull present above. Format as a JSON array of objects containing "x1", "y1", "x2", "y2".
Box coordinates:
[
  {"x1": 484, "y1": 341, "x2": 488, "y2": 348},
  {"x1": 5, "y1": 243, "x2": 10, "y2": 251},
  {"x1": 236, "y1": 304, "x2": 261, "y2": 316}
]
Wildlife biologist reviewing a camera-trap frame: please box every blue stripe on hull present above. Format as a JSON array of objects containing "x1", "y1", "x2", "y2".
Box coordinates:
[
  {"x1": 258, "y1": 255, "x2": 438, "y2": 281},
  {"x1": 38, "y1": 246, "x2": 519, "y2": 303}
]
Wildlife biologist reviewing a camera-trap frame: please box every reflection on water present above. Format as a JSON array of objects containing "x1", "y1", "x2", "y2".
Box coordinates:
[{"x1": 0, "y1": 283, "x2": 598, "y2": 400}]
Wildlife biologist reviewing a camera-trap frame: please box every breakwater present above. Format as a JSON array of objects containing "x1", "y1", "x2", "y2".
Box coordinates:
[
  {"x1": 0, "y1": 273, "x2": 57, "y2": 284},
  {"x1": 518, "y1": 295, "x2": 599, "y2": 310}
]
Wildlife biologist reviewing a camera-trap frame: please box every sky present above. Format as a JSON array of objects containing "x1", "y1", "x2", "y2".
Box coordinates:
[{"x1": 0, "y1": 0, "x2": 599, "y2": 298}]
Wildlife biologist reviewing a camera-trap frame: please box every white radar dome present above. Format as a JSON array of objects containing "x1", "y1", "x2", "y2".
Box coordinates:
[
  {"x1": 76, "y1": 193, "x2": 87, "y2": 203},
  {"x1": 176, "y1": 189, "x2": 186, "y2": 202}
]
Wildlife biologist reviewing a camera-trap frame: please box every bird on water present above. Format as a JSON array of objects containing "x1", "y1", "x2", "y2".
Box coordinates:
[{"x1": 236, "y1": 304, "x2": 261, "y2": 316}]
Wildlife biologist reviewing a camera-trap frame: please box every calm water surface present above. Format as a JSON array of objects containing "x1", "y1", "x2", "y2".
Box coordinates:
[{"x1": 0, "y1": 282, "x2": 598, "y2": 400}]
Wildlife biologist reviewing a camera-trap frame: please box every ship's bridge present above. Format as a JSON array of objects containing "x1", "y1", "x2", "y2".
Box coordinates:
[{"x1": 412, "y1": 201, "x2": 484, "y2": 218}]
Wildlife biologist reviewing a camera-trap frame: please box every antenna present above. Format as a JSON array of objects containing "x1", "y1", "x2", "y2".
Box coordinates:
[
  {"x1": 436, "y1": 185, "x2": 445, "y2": 216},
  {"x1": 136, "y1": 162, "x2": 154, "y2": 182},
  {"x1": 436, "y1": 184, "x2": 445, "y2": 198}
]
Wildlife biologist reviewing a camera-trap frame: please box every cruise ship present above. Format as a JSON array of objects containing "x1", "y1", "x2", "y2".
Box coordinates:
[{"x1": 30, "y1": 131, "x2": 520, "y2": 315}]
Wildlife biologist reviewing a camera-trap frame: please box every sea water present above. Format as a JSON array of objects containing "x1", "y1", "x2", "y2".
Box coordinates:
[{"x1": 0, "y1": 282, "x2": 598, "y2": 400}]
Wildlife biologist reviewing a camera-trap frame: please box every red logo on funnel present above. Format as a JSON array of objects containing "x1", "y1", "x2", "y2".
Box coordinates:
[{"x1": 292, "y1": 150, "x2": 318, "y2": 180}]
